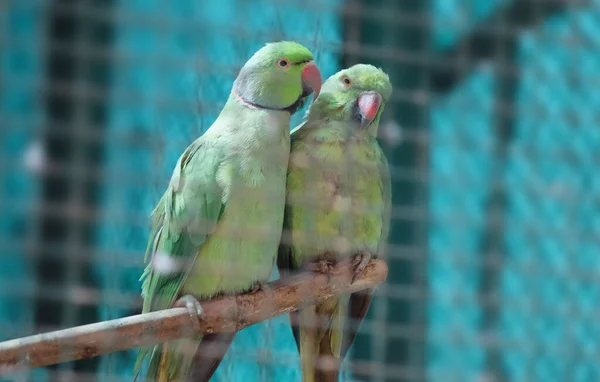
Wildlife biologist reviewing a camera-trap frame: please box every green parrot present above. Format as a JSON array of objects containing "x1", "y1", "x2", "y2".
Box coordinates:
[
  {"x1": 134, "y1": 41, "x2": 322, "y2": 382},
  {"x1": 278, "y1": 64, "x2": 392, "y2": 382}
]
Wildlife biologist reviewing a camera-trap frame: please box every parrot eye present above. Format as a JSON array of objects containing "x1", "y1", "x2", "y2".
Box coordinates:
[
  {"x1": 277, "y1": 58, "x2": 290, "y2": 69},
  {"x1": 341, "y1": 75, "x2": 352, "y2": 87}
]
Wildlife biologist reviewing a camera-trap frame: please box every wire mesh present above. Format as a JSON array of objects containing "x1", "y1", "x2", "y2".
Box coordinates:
[{"x1": 1, "y1": 0, "x2": 598, "y2": 381}]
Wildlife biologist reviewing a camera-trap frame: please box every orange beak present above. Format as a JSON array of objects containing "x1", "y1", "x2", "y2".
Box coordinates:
[{"x1": 301, "y1": 61, "x2": 322, "y2": 101}]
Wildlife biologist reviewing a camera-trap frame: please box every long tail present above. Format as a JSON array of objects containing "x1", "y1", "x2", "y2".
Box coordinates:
[
  {"x1": 187, "y1": 333, "x2": 236, "y2": 380},
  {"x1": 293, "y1": 290, "x2": 373, "y2": 382},
  {"x1": 296, "y1": 295, "x2": 349, "y2": 382},
  {"x1": 137, "y1": 333, "x2": 235, "y2": 382},
  {"x1": 138, "y1": 336, "x2": 201, "y2": 382},
  {"x1": 298, "y1": 305, "x2": 319, "y2": 382}
]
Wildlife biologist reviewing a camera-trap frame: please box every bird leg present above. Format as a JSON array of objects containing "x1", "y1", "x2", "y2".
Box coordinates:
[
  {"x1": 174, "y1": 294, "x2": 207, "y2": 332},
  {"x1": 248, "y1": 281, "x2": 268, "y2": 294},
  {"x1": 249, "y1": 281, "x2": 276, "y2": 305},
  {"x1": 351, "y1": 252, "x2": 373, "y2": 284},
  {"x1": 306, "y1": 258, "x2": 338, "y2": 282}
]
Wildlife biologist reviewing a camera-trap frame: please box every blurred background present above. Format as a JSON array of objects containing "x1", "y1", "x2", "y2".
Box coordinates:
[{"x1": 0, "y1": 0, "x2": 597, "y2": 381}]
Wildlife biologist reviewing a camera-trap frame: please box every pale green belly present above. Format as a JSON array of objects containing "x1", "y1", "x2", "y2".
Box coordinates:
[
  {"x1": 291, "y1": 200, "x2": 383, "y2": 266},
  {"x1": 182, "y1": 179, "x2": 286, "y2": 297}
]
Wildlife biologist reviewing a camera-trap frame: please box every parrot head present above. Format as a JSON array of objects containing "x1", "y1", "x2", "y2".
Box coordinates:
[
  {"x1": 232, "y1": 41, "x2": 322, "y2": 115},
  {"x1": 307, "y1": 64, "x2": 392, "y2": 136}
]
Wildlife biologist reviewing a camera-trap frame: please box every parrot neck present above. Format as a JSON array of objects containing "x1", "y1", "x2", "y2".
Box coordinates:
[{"x1": 231, "y1": 87, "x2": 303, "y2": 114}]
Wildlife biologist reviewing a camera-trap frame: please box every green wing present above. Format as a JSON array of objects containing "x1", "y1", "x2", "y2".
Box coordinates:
[
  {"x1": 338, "y1": 145, "x2": 391, "y2": 361},
  {"x1": 377, "y1": 150, "x2": 392, "y2": 258},
  {"x1": 135, "y1": 138, "x2": 224, "y2": 377},
  {"x1": 141, "y1": 138, "x2": 224, "y2": 312}
]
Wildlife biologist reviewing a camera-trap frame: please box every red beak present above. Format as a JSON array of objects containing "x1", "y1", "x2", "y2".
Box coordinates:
[
  {"x1": 301, "y1": 61, "x2": 322, "y2": 102},
  {"x1": 358, "y1": 91, "x2": 382, "y2": 128}
]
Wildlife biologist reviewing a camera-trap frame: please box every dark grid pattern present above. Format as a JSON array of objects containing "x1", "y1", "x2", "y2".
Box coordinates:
[{"x1": 0, "y1": 0, "x2": 596, "y2": 381}]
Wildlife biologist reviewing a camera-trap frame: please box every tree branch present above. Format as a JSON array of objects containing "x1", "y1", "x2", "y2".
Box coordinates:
[{"x1": 0, "y1": 259, "x2": 388, "y2": 375}]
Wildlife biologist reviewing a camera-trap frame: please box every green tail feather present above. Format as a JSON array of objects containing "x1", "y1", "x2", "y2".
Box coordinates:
[
  {"x1": 134, "y1": 336, "x2": 203, "y2": 381},
  {"x1": 144, "y1": 196, "x2": 166, "y2": 264},
  {"x1": 134, "y1": 198, "x2": 166, "y2": 379}
]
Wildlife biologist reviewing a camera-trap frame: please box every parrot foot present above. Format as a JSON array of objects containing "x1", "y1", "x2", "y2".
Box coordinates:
[
  {"x1": 307, "y1": 259, "x2": 337, "y2": 282},
  {"x1": 249, "y1": 281, "x2": 270, "y2": 295},
  {"x1": 249, "y1": 282, "x2": 276, "y2": 306},
  {"x1": 351, "y1": 252, "x2": 373, "y2": 284},
  {"x1": 174, "y1": 294, "x2": 207, "y2": 332}
]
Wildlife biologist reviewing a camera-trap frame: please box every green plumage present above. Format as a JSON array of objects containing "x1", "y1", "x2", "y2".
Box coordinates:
[
  {"x1": 278, "y1": 64, "x2": 393, "y2": 382},
  {"x1": 135, "y1": 41, "x2": 318, "y2": 382}
]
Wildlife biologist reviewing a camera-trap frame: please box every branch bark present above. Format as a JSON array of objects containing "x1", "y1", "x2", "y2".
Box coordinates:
[{"x1": 0, "y1": 259, "x2": 388, "y2": 375}]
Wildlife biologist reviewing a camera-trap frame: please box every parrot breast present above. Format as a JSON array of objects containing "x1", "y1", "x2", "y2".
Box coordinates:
[
  {"x1": 182, "y1": 109, "x2": 291, "y2": 297},
  {"x1": 287, "y1": 127, "x2": 385, "y2": 264}
]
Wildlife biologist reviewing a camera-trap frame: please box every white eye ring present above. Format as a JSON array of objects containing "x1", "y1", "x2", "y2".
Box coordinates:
[{"x1": 341, "y1": 75, "x2": 352, "y2": 87}]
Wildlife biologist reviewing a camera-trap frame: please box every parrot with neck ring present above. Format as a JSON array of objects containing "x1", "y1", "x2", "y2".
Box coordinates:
[{"x1": 135, "y1": 41, "x2": 322, "y2": 382}]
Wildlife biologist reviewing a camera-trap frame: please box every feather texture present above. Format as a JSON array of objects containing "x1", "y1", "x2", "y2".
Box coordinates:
[
  {"x1": 135, "y1": 41, "x2": 319, "y2": 382},
  {"x1": 278, "y1": 64, "x2": 392, "y2": 382}
]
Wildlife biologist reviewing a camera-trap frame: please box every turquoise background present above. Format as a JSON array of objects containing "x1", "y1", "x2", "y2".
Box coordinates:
[{"x1": 1, "y1": 0, "x2": 599, "y2": 381}]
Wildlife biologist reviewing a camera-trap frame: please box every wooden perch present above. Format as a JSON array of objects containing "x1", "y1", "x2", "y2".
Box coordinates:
[{"x1": 0, "y1": 259, "x2": 388, "y2": 375}]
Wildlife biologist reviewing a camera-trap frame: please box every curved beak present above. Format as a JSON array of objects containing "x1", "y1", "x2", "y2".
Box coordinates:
[
  {"x1": 301, "y1": 61, "x2": 322, "y2": 102},
  {"x1": 358, "y1": 91, "x2": 383, "y2": 128}
]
